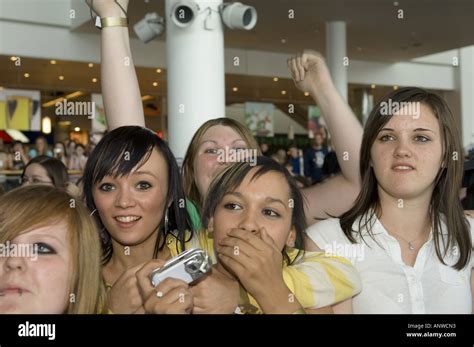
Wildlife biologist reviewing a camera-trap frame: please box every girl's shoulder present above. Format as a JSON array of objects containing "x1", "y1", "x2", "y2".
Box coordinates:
[{"x1": 306, "y1": 217, "x2": 352, "y2": 247}]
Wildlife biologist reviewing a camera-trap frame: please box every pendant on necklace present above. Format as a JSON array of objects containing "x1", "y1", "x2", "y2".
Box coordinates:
[{"x1": 408, "y1": 242, "x2": 415, "y2": 250}]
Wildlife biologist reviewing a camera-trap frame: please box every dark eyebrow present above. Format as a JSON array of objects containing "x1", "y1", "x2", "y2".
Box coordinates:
[
  {"x1": 380, "y1": 127, "x2": 435, "y2": 133},
  {"x1": 265, "y1": 197, "x2": 287, "y2": 208},
  {"x1": 413, "y1": 128, "x2": 435, "y2": 133},
  {"x1": 225, "y1": 192, "x2": 286, "y2": 208},
  {"x1": 133, "y1": 170, "x2": 159, "y2": 179},
  {"x1": 225, "y1": 192, "x2": 243, "y2": 198}
]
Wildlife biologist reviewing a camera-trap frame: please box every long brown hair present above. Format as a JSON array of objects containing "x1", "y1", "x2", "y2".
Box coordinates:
[
  {"x1": 182, "y1": 118, "x2": 262, "y2": 212},
  {"x1": 340, "y1": 87, "x2": 472, "y2": 270},
  {"x1": 0, "y1": 185, "x2": 106, "y2": 313}
]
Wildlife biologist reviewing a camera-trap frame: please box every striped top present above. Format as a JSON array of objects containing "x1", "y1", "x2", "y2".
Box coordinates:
[{"x1": 166, "y1": 229, "x2": 362, "y2": 314}]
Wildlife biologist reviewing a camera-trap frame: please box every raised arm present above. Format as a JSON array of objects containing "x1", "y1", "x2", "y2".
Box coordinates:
[
  {"x1": 87, "y1": 0, "x2": 145, "y2": 129},
  {"x1": 288, "y1": 50, "x2": 362, "y2": 224}
]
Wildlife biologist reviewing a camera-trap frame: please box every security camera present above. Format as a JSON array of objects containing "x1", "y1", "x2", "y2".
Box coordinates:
[
  {"x1": 221, "y1": 2, "x2": 257, "y2": 30},
  {"x1": 134, "y1": 12, "x2": 165, "y2": 43},
  {"x1": 171, "y1": 1, "x2": 199, "y2": 28}
]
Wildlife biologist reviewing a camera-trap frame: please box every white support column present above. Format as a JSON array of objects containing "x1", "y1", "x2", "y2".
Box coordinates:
[
  {"x1": 325, "y1": 21, "x2": 348, "y2": 101},
  {"x1": 459, "y1": 46, "x2": 474, "y2": 150},
  {"x1": 165, "y1": 0, "x2": 226, "y2": 164}
]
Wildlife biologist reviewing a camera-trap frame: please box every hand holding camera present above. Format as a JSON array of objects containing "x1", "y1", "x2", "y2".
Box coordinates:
[
  {"x1": 150, "y1": 248, "x2": 211, "y2": 287},
  {"x1": 135, "y1": 249, "x2": 211, "y2": 314}
]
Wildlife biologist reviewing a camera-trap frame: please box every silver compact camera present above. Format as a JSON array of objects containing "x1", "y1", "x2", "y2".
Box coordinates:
[{"x1": 150, "y1": 248, "x2": 211, "y2": 287}]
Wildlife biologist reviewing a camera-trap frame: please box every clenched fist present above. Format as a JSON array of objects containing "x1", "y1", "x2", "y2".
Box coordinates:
[{"x1": 287, "y1": 50, "x2": 333, "y2": 97}]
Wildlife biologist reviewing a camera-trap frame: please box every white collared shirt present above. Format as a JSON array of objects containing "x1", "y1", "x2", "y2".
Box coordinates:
[{"x1": 307, "y1": 216, "x2": 474, "y2": 314}]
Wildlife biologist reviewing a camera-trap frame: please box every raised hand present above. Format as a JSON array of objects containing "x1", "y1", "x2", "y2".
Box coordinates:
[
  {"x1": 85, "y1": 0, "x2": 128, "y2": 18},
  {"x1": 287, "y1": 50, "x2": 333, "y2": 97}
]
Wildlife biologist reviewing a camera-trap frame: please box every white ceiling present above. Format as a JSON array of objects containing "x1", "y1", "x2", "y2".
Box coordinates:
[{"x1": 74, "y1": 0, "x2": 474, "y2": 62}]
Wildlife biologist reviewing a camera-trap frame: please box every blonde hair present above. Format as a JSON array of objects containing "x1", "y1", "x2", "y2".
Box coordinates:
[
  {"x1": 0, "y1": 185, "x2": 106, "y2": 313},
  {"x1": 182, "y1": 118, "x2": 262, "y2": 211}
]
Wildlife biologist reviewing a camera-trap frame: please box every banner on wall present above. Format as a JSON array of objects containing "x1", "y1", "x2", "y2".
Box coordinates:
[
  {"x1": 90, "y1": 93, "x2": 107, "y2": 133},
  {"x1": 244, "y1": 102, "x2": 274, "y2": 137},
  {"x1": 307, "y1": 105, "x2": 326, "y2": 139},
  {"x1": 0, "y1": 89, "x2": 41, "y2": 131}
]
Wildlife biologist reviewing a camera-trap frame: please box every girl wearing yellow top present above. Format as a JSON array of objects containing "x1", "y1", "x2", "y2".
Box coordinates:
[{"x1": 138, "y1": 157, "x2": 360, "y2": 313}]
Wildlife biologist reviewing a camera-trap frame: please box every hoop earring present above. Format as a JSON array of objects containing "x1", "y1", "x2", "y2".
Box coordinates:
[
  {"x1": 90, "y1": 209, "x2": 97, "y2": 217},
  {"x1": 164, "y1": 210, "x2": 169, "y2": 234}
]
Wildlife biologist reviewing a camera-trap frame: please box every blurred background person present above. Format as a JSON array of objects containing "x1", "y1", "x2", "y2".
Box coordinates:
[
  {"x1": 21, "y1": 155, "x2": 68, "y2": 188},
  {"x1": 68, "y1": 143, "x2": 88, "y2": 171},
  {"x1": 20, "y1": 155, "x2": 81, "y2": 197},
  {"x1": 287, "y1": 145, "x2": 303, "y2": 176},
  {"x1": 322, "y1": 139, "x2": 341, "y2": 181},
  {"x1": 28, "y1": 136, "x2": 52, "y2": 159},
  {"x1": 53, "y1": 141, "x2": 69, "y2": 167},
  {"x1": 6, "y1": 141, "x2": 29, "y2": 170},
  {"x1": 65, "y1": 139, "x2": 77, "y2": 158},
  {"x1": 304, "y1": 131, "x2": 329, "y2": 184},
  {"x1": 271, "y1": 148, "x2": 287, "y2": 166},
  {"x1": 260, "y1": 142, "x2": 270, "y2": 157}
]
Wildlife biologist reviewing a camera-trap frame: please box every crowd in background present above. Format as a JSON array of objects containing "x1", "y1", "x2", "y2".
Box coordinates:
[{"x1": 0, "y1": 136, "x2": 90, "y2": 172}]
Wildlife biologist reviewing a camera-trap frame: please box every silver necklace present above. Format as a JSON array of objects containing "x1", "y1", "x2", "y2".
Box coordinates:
[{"x1": 390, "y1": 232, "x2": 422, "y2": 251}]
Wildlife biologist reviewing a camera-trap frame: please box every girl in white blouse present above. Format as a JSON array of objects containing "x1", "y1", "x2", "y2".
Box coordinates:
[{"x1": 307, "y1": 87, "x2": 473, "y2": 313}]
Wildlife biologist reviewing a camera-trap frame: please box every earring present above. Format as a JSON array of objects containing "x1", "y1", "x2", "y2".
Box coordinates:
[
  {"x1": 90, "y1": 209, "x2": 97, "y2": 217},
  {"x1": 164, "y1": 210, "x2": 169, "y2": 234}
]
